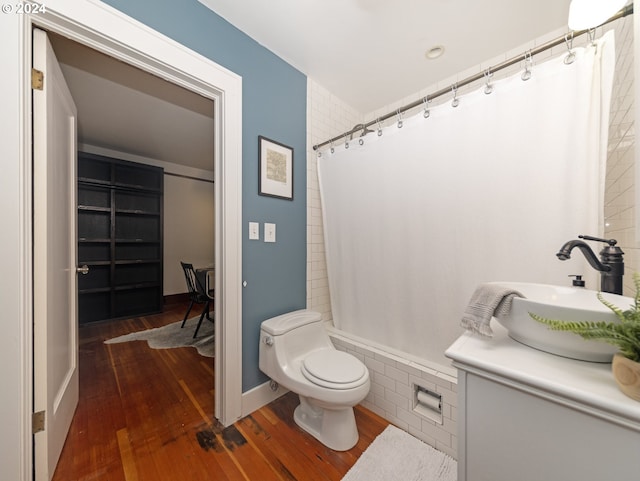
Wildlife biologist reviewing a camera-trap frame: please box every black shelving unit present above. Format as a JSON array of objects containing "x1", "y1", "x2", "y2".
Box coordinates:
[{"x1": 77, "y1": 152, "x2": 164, "y2": 323}]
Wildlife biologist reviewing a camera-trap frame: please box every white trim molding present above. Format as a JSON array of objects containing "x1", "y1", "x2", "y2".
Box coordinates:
[
  {"x1": 36, "y1": 0, "x2": 245, "y2": 426},
  {"x1": 6, "y1": 1, "x2": 244, "y2": 478},
  {"x1": 241, "y1": 382, "x2": 289, "y2": 417}
]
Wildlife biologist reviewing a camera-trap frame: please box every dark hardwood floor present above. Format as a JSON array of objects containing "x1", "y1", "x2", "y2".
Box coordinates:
[{"x1": 52, "y1": 300, "x2": 389, "y2": 481}]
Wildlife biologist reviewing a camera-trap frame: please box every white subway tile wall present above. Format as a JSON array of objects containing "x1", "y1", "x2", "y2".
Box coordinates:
[
  {"x1": 330, "y1": 333, "x2": 458, "y2": 459},
  {"x1": 306, "y1": 17, "x2": 634, "y2": 460},
  {"x1": 603, "y1": 17, "x2": 636, "y2": 295},
  {"x1": 306, "y1": 82, "x2": 363, "y2": 319}
]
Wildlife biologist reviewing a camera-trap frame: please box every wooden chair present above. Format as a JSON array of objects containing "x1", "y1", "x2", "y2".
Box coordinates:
[{"x1": 180, "y1": 261, "x2": 213, "y2": 338}]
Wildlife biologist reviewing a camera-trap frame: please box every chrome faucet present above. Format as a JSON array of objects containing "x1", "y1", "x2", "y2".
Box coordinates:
[{"x1": 556, "y1": 235, "x2": 624, "y2": 295}]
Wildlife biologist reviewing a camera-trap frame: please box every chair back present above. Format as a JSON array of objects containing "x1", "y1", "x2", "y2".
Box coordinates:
[{"x1": 180, "y1": 262, "x2": 206, "y2": 301}]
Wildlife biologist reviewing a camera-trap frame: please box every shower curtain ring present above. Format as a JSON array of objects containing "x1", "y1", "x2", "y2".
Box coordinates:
[
  {"x1": 587, "y1": 28, "x2": 598, "y2": 49},
  {"x1": 521, "y1": 51, "x2": 533, "y2": 81},
  {"x1": 483, "y1": 69, "x2": 493, "y2": 95},
  {"x1": 564, "y1": 32, "x2": 576, "y2": 65},
  {"x1": 330, "y1": 140, "x2": 335, "y2": 154},
  {"x1": 422, "y1": 96, "x2": 431, "y2": 118},
  {"x1": 451, "y1": 84, "x2": 459, "y2": 108},
  {"x1": 396, "y1": 109, "x2": 404, "y2": 128},
  {"x1": 376, "y1": 118, "x2": 383, "y2": 136},
  {"x1": 344, "y1": 134, "x2": 349, "y2": 149}
]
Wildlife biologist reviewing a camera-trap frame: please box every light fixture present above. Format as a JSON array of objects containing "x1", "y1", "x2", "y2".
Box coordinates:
[
  {"x1": 425, "y1": 45, "x2": 445, "y2": 60},
  {"x1": 568, "y1": 0, "x2": 626, "y2": 30}
]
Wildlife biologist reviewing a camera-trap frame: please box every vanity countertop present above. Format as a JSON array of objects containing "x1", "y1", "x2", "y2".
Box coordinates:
[{"x1": 445, "y1": 323, "x2": 640, "y2": 429}]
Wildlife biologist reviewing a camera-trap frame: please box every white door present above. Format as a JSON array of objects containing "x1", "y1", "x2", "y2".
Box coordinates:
[{"x1": 32, "y1": 28, "x2": 79, "y2": 481}]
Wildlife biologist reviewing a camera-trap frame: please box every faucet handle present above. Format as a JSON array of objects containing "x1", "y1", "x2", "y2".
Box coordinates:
[
  {"x1": 568, "y1": 274, "x2": 585, "y2": 287},
  {"x1": 578, "y1": 235, "x2": 617, "y2": 246},
  {"x1": 579, "y1": 234, "x2": 624, "y2": 265}
]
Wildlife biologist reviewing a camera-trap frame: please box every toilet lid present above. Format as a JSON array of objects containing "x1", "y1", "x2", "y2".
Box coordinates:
[{"x1": 301, "y1": 350, "x2": 367, "y2": 388}]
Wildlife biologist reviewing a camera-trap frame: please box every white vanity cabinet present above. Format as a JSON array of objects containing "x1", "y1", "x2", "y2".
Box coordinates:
[{"x1": 445, "y1": 325, "x2": 640, "y2": 481}]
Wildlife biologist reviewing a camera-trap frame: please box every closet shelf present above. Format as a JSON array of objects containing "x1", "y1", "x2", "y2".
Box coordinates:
[
  {"x1": 78, "y1": 178, "x2": 162, "y2": 194},
  {"x1": 114, "y1": 238, "x2": 161, "y2": 244},
  {"x1": 78, "y1": 205, "x2": 111, "y2": 213},
  {"x1": 113, "y1": 181, "x2": 162, "y2": 193},
  {"x1": 114, "y1": 281, "x2": 160, "y2": 291},
  {"x1": 78, "y1": 177, "x2": 111, "y2": 187},
  {"x1": 78, "y1": 287, "x2": 111, "y2": 295},
  {"x1": 77, "y1": 151, "x2": 163, "y2": 324},
  {"x1": 77, "y1": 260, "x2": 111, "y2": 266},
  {"x1": 79, "y1": 238, "x2": 111, "y2": 243},
  {"x1": 114, "y1": 259, "x2": 161, "y2": 265},
  {"x1": 115, "y1": 209, "x2": 160, "y2": 216}
]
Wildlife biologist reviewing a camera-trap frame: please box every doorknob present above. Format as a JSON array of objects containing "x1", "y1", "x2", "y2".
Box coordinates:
[{"x1": 76, "y1": 265, "x2": 89, "y2": 275}]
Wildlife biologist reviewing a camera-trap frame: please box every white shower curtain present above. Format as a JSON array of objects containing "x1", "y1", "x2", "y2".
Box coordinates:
[{"x1": 318, "y1": 32, "x2": 615, "y2": 366}]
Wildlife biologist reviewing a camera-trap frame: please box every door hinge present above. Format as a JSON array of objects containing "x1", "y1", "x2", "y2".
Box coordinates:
[
  {"x1": 31, "y1": 68, "x2": 44, "y2": 90},
  {"x1": 32, "y1": 411, "x2": 45, "y2": 434}
]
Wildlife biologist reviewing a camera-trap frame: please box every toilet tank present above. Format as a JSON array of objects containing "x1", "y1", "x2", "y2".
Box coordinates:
[
  {"x1": 261, "y1": 309, "x2": 322, "y2": 336},
  {"x1": 259, "y1": 310, "x2": 333, "y2": 377}
]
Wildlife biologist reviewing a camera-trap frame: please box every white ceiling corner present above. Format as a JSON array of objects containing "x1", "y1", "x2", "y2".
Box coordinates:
[{"x1": 198, "y1": 0, "x2": 574, "y2": 113}]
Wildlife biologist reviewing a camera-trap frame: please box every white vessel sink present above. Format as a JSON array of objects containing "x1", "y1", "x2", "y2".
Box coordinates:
[{"x1": 490, "y1": 282, "x2": 634, "y2": 362}]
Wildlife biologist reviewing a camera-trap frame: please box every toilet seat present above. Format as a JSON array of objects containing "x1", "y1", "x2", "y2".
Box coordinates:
[{"x1": 301, "y1": 350, "x2": 367, "y2": 390}]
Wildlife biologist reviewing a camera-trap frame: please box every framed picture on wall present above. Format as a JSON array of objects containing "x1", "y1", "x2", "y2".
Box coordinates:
[{"x1": 258, "y1": 135, "x2": 293, "y2": 200}]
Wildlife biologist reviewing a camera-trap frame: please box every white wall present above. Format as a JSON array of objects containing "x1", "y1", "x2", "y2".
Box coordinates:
[
  {"x1": 81, "y1": 145, "x2": 215, "y2": 296},
  {"x1": 164, "y1": 174, "x2": 215, "y2": 294}
]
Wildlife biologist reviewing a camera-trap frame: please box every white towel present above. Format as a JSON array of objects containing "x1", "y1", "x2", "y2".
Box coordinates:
[{"x1": 461, "y1": 284, "x2": 523, "y2": 337}]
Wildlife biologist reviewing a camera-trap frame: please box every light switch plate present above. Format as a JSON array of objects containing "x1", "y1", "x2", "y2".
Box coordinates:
[
  {"x1": 264, "y1": 223, "x2": 276, "y2": 243},
  {"x1": 249, "y1": 222, "x2": 259, "y2": 240}
]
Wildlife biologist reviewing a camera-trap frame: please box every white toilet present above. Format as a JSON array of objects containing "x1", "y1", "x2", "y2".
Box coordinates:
[{"x1": 259, "y1": 309, "x2": 370, "y2": 451}]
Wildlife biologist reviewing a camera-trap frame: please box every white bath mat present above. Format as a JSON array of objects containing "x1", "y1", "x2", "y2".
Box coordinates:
[{"x1": 342, "y1": 425, "x2": 457, "y2": 481}]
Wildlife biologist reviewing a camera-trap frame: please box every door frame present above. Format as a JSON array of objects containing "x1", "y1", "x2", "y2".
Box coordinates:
[{"x1": 19, "y1": 0, "x2": 243, "y2": 474}]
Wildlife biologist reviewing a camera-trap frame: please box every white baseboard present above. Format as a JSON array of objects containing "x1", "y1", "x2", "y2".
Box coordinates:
[{"x1": 241, "y1": 380, "x2": 290, "y2": 417}]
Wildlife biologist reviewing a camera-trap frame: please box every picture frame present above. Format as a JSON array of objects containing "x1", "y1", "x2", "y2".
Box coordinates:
[{"x1": 258, "y1": 135, "x2": 293, "y2": 200}]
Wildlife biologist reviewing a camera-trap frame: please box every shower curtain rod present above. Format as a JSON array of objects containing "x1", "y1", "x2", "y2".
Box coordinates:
[{"x1": 313, "y1": 3, "x2": 634, "y2": 151}]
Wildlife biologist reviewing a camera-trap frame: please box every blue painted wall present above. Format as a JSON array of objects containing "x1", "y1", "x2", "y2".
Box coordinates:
[{"x1": 102, "y1": 0, "x2": 307, "y2": 391}]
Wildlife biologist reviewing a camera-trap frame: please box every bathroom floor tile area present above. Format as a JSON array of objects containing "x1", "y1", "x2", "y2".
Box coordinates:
[{"x1": 52, "y1": 301, "x2": 389, "y2": 481}]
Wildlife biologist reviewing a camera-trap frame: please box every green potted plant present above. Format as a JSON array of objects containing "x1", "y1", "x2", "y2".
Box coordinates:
[{"x1": 529, "y1": 273, "x2": 640, "y2": 401}]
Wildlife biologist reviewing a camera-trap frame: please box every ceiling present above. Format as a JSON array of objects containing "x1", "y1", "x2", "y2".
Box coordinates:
[
  {"x1": 49, "y1": 33, "x2": 215, "y2": 172},
  {"x1": 49, "y1": 1, "x2": 579, "y2": 170},
  {"x1": 198, "y1": 0, "x2": 574, "y2": 113}
]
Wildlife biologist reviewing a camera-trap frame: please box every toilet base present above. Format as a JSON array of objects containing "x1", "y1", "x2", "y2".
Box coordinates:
[{"x1": 293, "y1": 396, "x2": 359, "y2": 451}]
